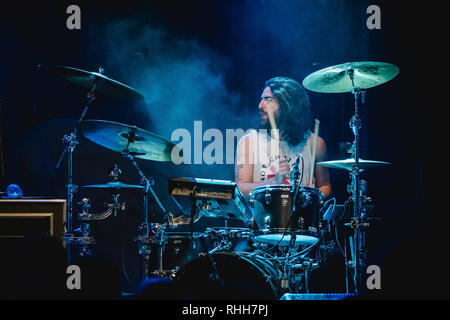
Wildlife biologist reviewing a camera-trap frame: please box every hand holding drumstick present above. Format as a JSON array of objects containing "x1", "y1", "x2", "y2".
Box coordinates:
[{"x1": 266, "y1": 106, "x2": 290, "y2": 184}]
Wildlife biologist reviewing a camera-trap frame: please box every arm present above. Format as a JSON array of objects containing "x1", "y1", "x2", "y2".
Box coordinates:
[
  {"x1": 313, "y1": 136, "x2": 332, "y2": 199},
  {"x1": 235, "y1": 134, "x2": 279, "y2": 198}
]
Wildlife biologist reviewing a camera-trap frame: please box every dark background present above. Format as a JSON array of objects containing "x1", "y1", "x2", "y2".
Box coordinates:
[{"x1": 0, "y1": 0, "x2": 446, "y2": 298}]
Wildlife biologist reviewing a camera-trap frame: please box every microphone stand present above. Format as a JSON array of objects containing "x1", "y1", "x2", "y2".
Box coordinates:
[
  {"x1": 290, "y1": 154, "x2": 311, "y2": 291},
  {"x1": 122, "y1": 150, "x2": 166, "y2": 281},
  {"x1": 189, "y1": 186, "x2": 224, "y2": 289},
  {"x1": 189, "y1": 185, "x2": 198, "y2": 239},
  {"x1": 290, "y1": 154, "x2": 302, "y2": 249},
  {"x1": 121, "y1": 128, "x2": 166, "y2": 281}
]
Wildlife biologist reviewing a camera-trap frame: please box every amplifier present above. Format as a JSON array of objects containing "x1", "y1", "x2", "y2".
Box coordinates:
[
  {"x1": 168, "y1": 177, "x2": 253, "y2": 225},
  {"x1": 169, "y1": 177, "x2": 236, "y2": 199},
  {"x1": 0, "y1": 198, "x2": 66, "y2": 242}
]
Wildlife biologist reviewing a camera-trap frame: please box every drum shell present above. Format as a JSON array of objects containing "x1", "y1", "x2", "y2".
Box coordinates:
[
  {"x1": 149, "y1": 232, "x2": 206, "y2": 272},
  {"x1": 251, "y1": 185, "x2": 323, "y2": 235},
  {"x1": 252, "y1": 185, "x2": 293, "y2": 230}
]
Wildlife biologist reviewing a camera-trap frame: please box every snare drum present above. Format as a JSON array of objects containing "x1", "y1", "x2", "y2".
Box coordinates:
[{"x1": 250, "y1": 185, "x2": 324, "y2": 247}]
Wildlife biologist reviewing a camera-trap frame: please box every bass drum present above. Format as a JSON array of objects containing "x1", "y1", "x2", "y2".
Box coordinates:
[{"x1": 174, "y1": 251, "x2": 283, "y2": 300}]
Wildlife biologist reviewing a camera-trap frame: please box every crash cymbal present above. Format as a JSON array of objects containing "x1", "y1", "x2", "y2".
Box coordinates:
[
  {"x1": 79, "y1": 120, "x2": 181, "y2": 162},
  {"x1": 302, "y1": 61, "x2": 399, "y2": 93},
  {"x1": 81, "y1": 181, "x2": 144, "y2": 189},
  {"x1": 38, "y1": 65, "x2": 144, "y2": 100},
  {"x1": 317, "y1": 158, "x2": 391, "y2": 171}
]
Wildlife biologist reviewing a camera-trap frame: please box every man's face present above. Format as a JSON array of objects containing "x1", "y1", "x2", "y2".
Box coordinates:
[{"x1": 258, "y1": 87, "x2": 279, "y2": 125}]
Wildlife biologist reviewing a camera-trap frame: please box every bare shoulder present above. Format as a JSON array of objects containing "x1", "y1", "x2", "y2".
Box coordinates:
[
  {"x1": 308, "y1": 134, "x2": 327, "y2": 158},
  {"x1": 308, "y1": 133, "x2": 327, "y2": 148},
  {"x1": 237, "y1": 129, "x2": 258, "y2": 146}
]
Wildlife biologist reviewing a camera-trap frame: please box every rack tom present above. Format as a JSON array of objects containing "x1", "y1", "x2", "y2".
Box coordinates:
[{"x1": 250, "y1": 185, "x2": 324, "y2": 247}]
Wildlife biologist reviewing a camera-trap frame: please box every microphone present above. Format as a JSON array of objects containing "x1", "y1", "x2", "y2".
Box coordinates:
[{"x1": 290, "y1": 153, "x2": 303, "y2": 183}]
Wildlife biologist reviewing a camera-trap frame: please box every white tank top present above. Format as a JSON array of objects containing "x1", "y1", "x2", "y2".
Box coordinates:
[{"x1": 245, "y1": 129, "x2": 314, "y2": 186}]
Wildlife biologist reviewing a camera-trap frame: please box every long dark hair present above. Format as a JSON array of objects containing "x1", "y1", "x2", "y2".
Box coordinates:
[{"x1": 264, "y1": 76, "x2": 312, "y2": 146}]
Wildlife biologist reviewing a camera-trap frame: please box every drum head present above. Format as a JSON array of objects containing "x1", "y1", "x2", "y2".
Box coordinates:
[
  {"x1": 251, "y1": 184, "x2": 292, "y2": 193},
  {"x1": 175, "y1": 252, "x2": 282, "y2": 300},
  {"x1": 253, "y1": 233, "x2": 319, "y2": 247}
]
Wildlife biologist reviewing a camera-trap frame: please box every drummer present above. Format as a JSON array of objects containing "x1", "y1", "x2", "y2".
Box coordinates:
[{"x1": 235, "y1": 76, "x2": 331, "y2": 199}]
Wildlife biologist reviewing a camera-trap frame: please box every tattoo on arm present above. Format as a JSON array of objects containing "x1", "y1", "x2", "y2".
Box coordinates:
[
  {"x1": 235, "y1": 164, "x2": 244, "y2": 182},
  {"x1": 236, "y1": 144, "x2": 244, "y2": 164},
  {"x1": 236, "y1": 136, "x2": 250, "y2": 165}
]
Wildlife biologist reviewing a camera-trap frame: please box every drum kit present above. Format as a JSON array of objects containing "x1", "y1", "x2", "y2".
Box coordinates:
[{"x1": 40, "y1": 61, "x2": 398, "y2": 298}]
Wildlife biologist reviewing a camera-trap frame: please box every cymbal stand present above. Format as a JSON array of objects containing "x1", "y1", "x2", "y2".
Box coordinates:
[
  {"x1": 345, "y1": 68, "x2": 370, "y2": 294},
  {"x1": 57, "y1": 68, "x2": 102, "y2": 264},
  {"x1": 122, "y1": 150, "x2": 166, "y2": 281},
  {"x1": 74, "y1": 198, "x2": 96, "y2": 257}
]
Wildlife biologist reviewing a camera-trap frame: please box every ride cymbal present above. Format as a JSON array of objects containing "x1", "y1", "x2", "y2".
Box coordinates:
[{"x1": 302, "y1": 61, "x2": 399, "y2": 93}]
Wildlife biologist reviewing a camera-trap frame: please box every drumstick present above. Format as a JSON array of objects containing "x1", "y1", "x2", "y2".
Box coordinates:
[
  {"x1": 267, "y1": 108, "x2": 287, "y2": 182},
  {"x1": 309, "y1": 119, "x2": 320, "y2": 187},
  {"x1": 266, "y1": 108, "x2": 280, "y2": 141}
]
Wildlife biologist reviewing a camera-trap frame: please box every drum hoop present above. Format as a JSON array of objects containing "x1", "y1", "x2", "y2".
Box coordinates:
[
  {"x1": 164, "y1": 232, "x2": 204, "y2": 239},
  {"x1": 254, "y1": 228, "x2": 320, "y2": 237},
  {"x1": 252, "y1": 184, "x2": 292, "y2": 193},
  {"x1": 251, "y1": 185, "x2": 324, "y2": 201},
  {"x1": 252, "y1": 185, "x2": 323, "y2": 192},
  {"x1": 206, "y1": 227, "x2": 250, "y2": 231},
  {"x1": 206, "y1": 227, "x2": 251, "y2": 235}
]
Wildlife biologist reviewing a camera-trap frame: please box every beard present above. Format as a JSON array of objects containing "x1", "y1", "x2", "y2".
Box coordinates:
[{"x1": 259, "y1": 113, "x2": 285, "y2": 140}]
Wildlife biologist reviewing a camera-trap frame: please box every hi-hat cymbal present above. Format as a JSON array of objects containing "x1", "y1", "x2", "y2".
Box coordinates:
[
  {"x1": 38, "y1": 65, "x2": 145, "y2": 100},
  {"x1": 81, "y1": 181, "x2": 144, "y2": 190},
  {"x1": 317, "y1": 158, "x2": 391, "y2": 171},
  {"x1": 79, "y1": 120, "x2": 181, "y2": 162},
  {"x1": 302, "y1": 61, "x2": 399, "y2": 93}
]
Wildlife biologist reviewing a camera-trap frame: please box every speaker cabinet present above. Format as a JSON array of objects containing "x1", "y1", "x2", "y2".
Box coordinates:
[
  {"x1": 0, "y1": 199, "x2": 66, "y2": 241},
  {"x1": 0, "y1": 199, "x2": 67, "y2": 297}
]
